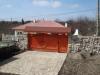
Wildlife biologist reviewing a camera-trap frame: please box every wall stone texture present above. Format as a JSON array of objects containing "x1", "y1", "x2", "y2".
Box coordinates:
[{"x1": 79, "y1": 36, "x2": 100, "y2": 54}]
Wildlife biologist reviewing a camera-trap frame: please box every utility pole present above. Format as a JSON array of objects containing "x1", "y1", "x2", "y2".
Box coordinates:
[
  {"x1": 96, "y1": 0, "x2": 100, "y2": 36},
  {"x1": 11, "y1": 18, "x2": 12, "y2": 23}
]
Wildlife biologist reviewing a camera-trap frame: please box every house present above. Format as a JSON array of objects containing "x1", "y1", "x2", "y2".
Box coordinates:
[{"x1": 12, "y1": 20, "x2": 71, "y2": 53}]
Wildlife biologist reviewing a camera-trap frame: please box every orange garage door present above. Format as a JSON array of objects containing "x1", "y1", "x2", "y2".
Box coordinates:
[
  {"x1": 44, "y1": 34, "x2": 58, "y2": 52},
  {"x1": 28, "y1": 33, "x2": 68, "y2": 53},
  {"x1": 58, "y1": 34, "x2": 68, "y2": 53},
  {"x1": 30, "y1": 34, "x2": 45, "y2": 49}
]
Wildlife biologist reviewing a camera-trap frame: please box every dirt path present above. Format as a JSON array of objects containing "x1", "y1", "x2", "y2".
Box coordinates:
[{"x1": 58, "y1": 53, "x2": 100, "y2": 75}]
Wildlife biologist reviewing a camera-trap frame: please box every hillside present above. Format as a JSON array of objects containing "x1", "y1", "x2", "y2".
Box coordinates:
[
  {"x1": 0, "y1": 21, "x2": 31, "y2": 35},
  {"x1": 0, "y1": 17, "x2": 96, "y2": 36}
]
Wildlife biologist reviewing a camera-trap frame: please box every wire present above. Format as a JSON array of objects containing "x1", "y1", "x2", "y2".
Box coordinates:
[
  {"x1": 45, "y1": 8, "x2": 96, "y2": 17},
  {"x1": 0, "y1": 8, "x2": 96, "y2": 20}
]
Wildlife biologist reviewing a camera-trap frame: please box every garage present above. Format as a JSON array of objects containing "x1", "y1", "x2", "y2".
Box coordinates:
[
  {"x1": 13, "y1": 20, "x2": 71, "y2": 53},
  {"x1": 28, "y1": 33, "x2": 68, "y2": 52}
]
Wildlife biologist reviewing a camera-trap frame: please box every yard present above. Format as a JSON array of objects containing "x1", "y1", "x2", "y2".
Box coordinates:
[
  {"x1": 1, "y1": 49, "x2": 100, "y2": 75},
  {"x1": 58, "y1": 52, "x2": 100, "y2": 75},
  {"x1": 0, "y1": 41, "x2": 21, "y2": 61},
  {"x1": 0, "y1": 51, "x2": 66, "y2": 75}
]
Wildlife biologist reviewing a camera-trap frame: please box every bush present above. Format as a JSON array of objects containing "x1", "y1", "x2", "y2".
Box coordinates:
[{"x1": 0, "y1": 45, "x2": 20, "y2": 61}]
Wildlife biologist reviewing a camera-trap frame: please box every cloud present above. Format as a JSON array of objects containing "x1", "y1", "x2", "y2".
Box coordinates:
[
  {"x1": 32, "y1": 0, "x2": 62, "y2": 8},
  {"x1": 32, "y1": 0, "x2": 80, "y2": 9},
  {"x1": 32, "y1": 0, "x2": 49, "y2": 6},
  {"x1": 51, "y1": 1, "x2": 62, "y2": 8},
  {"x1": 64, "y1": 4, "x2": 80, "y2": 9},
  {"x1": 70, "y1": 4, "x2": 80, "y2": 9}
]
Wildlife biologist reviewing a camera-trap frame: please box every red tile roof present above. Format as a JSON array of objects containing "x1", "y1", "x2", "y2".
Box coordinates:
[
  {"x1": 13, "y1": 20, "x2": 64, "y2": 29},
  {"x1": 25, "y1": 26, "x2": 71, "y2": 33},
  {"x1": 12, "y1": 22, "x2": 34, "y2": 30},
  {"x1": 12, "y1": 20, "x2": 71, "y2": 33}
]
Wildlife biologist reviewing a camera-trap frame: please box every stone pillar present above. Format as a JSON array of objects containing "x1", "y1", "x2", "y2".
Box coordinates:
[{"x1": 14, "y1": 31, "x2": 18, "y2": 41}]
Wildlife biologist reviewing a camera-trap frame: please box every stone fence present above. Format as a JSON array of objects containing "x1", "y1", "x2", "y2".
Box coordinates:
[
  {"x1": 78, "y1": 36, "x2": 100, "y2": 54},
  {"x1": 71, "y1": 36, "x2": 100, "y2": 54},
  {"x1": 1, "y1": 34, "x2": 28, "y2": 50},
  {"x1": 2, "y1": 34, "x2": 15, "y2": 41}
]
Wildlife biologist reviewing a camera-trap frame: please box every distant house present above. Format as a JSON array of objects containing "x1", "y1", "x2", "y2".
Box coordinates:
[
  {"x1": 0, "y1": 21, "x2": 22, "y2": 41},
  {"x1": 12, "y1": 20, "x2": 71, "y2": 53}
]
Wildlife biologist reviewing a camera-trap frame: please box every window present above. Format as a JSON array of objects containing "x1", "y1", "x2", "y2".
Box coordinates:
[{"x1": 17, "y1": 32, "x2": 23, "y2": 35}]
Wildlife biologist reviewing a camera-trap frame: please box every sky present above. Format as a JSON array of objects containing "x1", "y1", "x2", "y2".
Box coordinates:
[{"x1": 0, "y1": 0, "x2": 97, "y2": 21}]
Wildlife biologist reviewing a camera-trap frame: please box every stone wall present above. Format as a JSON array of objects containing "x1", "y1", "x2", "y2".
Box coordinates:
[
  {"x1": 16, "y1": 35, "x2": 28, "y2": 50},
  {"x1": 79, "y1": 36, "x2": 100, "y2": 54},
  {"x1": 2, "y1": 34, "x2": 15, "y2": 41},
  {"x1": 2, "y1": 34, "x2": 28, "y2": 50}
]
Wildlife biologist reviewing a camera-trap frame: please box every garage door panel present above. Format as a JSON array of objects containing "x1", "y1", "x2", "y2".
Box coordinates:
[
  {"x1": 58, "y1": 35, "x2": 68, "y2": 53},
  {"x1": 44, "y1": 35, "x2": 58, "y2": 50},
  {"x1": 30, "y1": 34, "x2": 45, "y2": 49}
]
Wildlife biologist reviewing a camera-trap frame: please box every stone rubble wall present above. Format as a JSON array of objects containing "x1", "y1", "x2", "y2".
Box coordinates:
[
  {"x1": 2, "y1": 34, "x2": 28, "y2": 50},
  {"x1": 2, "y1": 34, "x2": 15, "y2": 41},
  {"x1": 78, "y1": 36, "x2": 100, "y2": 54},
  {"x1": 16, "y1": 35, "x2": 28, "y2": 50}
]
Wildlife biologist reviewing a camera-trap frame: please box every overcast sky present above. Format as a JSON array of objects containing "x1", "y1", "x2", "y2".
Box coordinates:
[{"x1": 0, "y1": 0, "x2": 97, "y2": 20}]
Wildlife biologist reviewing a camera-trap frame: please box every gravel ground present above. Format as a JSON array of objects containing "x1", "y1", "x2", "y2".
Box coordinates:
[
  {"x1": 0, "y1": 51, "x2": 66, "y2": 75},
  {"x1": 58, "y1": 52, "x2": 100, "y2": 75}
]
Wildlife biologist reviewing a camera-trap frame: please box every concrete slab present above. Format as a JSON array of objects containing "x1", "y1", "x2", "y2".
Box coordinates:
[{"x1": 0, "y1": 51, "x2": 67, "y2": 75}]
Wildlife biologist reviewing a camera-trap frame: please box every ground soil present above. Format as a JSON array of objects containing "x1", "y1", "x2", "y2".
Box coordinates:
[
  {"x1": 58, "y1": 52, "x2": 100, "y2": 75},
  {"x1": 0, "y1": 72, "x2": 19, "y2": 75}
]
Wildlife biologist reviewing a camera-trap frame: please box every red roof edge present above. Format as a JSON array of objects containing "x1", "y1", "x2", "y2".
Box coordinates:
[{"x1": 24, "y1": 26, "x2": 71, "y2": 33}]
